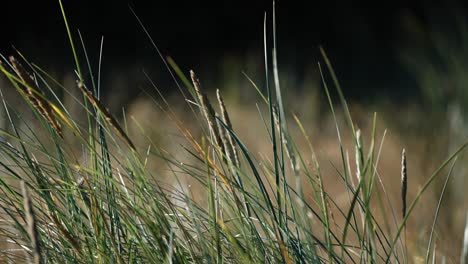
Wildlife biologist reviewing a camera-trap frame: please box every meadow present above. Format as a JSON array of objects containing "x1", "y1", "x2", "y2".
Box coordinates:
[{"x1": 0, "y1": 2, "x2": 467, "y2": 264}]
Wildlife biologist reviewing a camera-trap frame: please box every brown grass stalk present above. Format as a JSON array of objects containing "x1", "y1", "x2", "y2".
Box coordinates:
[
  {"x1": 190, "y1": 70, "x2": 225, "y2": 157},
  {"x1": 9, "y1": 56, "x2": 63, "y2": 138},
  {"x1": 77, "y1": 82, "x2": 136, "y2": 151},
  {"x1": 21, "y1": 181, "x2": 41, "y2": 264},
  {"x1": 216, "y1": 89, "x2": 240, "y2": 167}
]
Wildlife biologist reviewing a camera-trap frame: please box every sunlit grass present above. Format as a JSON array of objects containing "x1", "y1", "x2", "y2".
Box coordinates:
[{"x1": 0, "y1": 2, "x2": 466, "y2": 263}]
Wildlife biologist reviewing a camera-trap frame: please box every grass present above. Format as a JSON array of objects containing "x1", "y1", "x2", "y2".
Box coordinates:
[{"x1": 0, "y1": 2, "x2": 467, "y2": 263}]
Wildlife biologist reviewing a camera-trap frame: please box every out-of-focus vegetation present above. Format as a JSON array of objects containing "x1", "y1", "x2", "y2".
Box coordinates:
[{"x1": 398, "y1": 9, "x2": 468, "y2": 237}]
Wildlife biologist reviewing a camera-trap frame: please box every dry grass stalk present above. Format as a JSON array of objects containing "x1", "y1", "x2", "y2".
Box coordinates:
[
  {"x1": 355, "y1": 146, "x2": 361, "y2": 184},
  {"x1": 217, "y1": 118, "x2": 234, "y2": 164},
  {"x1": 190, "y1": 70, "x2": 225, "y2": 156},
  {"x1": 216, "y1": 89, "x2": 240, "y2": 167},
  {"x1": 77, "y1": 82, "x2": 136, "y2": 151},
  {"x1": 355, "y1": 129, "x2": 363, "y2": 183},
  {"x1": 20, "y1": 181, "x2": 41, "y2": 264},
  {"x1": 401, "y1": 148, "x2": 407, "y2": 218},
  {"x1": 9, "y1": 56, "x2": 63, "y2": 138}
]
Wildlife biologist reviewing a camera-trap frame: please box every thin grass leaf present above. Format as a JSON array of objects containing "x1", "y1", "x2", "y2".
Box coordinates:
[
  {"x1": 425, "y1": 158, "x2": 457, "y2": 263},
  {"x1": 462, "y1": 211, "x2": 468, "y2": 264}
]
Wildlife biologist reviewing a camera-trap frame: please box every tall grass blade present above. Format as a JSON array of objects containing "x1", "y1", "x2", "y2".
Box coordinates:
[
  {"x1": 425, "y1": 158, "x2": 457, "y2": 263},
  {"x1": 462, "y1": 211, "x2": 468, "y2": 264}
]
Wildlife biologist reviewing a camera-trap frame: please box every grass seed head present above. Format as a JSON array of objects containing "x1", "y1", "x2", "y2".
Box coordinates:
[
  {"x1": 190, "y1": 70, "x2": 225, "y2": 156},
  {"x1": 216, "y1": 89, "x2": 240, "y2": 167},
  {"x1": 10, "y1": 56, "x2": 63, "y2": 138},
  {"x1": 77, "y1": 81, "x2": 136, "y2": 151},
  {"x1": 401, "y1": 148, "x2": 408, "y2": 218}
]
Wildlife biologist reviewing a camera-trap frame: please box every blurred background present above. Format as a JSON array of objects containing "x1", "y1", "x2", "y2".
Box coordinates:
[
  {"x1": 3, "y1": 0, "x2": 463, "y2": 102},
  {"x1": 2, "y1": 0, "x2": 468, "y2": 260}
]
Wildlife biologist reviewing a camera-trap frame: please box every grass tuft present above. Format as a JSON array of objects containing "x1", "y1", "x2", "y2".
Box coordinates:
[{"x1": 0, "y1": 4, "x2": 465, "y2": 264}]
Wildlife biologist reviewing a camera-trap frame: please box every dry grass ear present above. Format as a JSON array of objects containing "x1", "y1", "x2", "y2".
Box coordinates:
[
  {"x1": 9, "y1": 56, "x2": 63, "y2": 138},
  {"x1": 21, "y1": 181, "x2": 41, "y2": 264},
  {"x1": 77, "y1": 81, "x2": 136, "y2": 151},
  {"x1": 401, "y1": 148, "x2": 407, "y2": 218},
  {"x1": 190, "y1": 70, "x2": 225, "y2": 156},
  {"x1": 216, "y1": 89, "x2": 240, "y2": 168}
]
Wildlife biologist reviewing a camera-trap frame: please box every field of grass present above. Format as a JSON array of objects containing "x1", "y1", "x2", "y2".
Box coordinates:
[{"x1": 0, "y1": 2, "x2": 467, "y2": 264}]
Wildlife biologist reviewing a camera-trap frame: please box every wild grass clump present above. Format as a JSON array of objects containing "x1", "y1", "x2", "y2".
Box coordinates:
[{"x1": 0, "y1": 2, "x2": 466, "y2": 263}]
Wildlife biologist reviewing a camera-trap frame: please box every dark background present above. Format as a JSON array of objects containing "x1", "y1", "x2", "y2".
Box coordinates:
[{"x1": 1, "y1": 0, "x2": 467, "y2": 102}]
